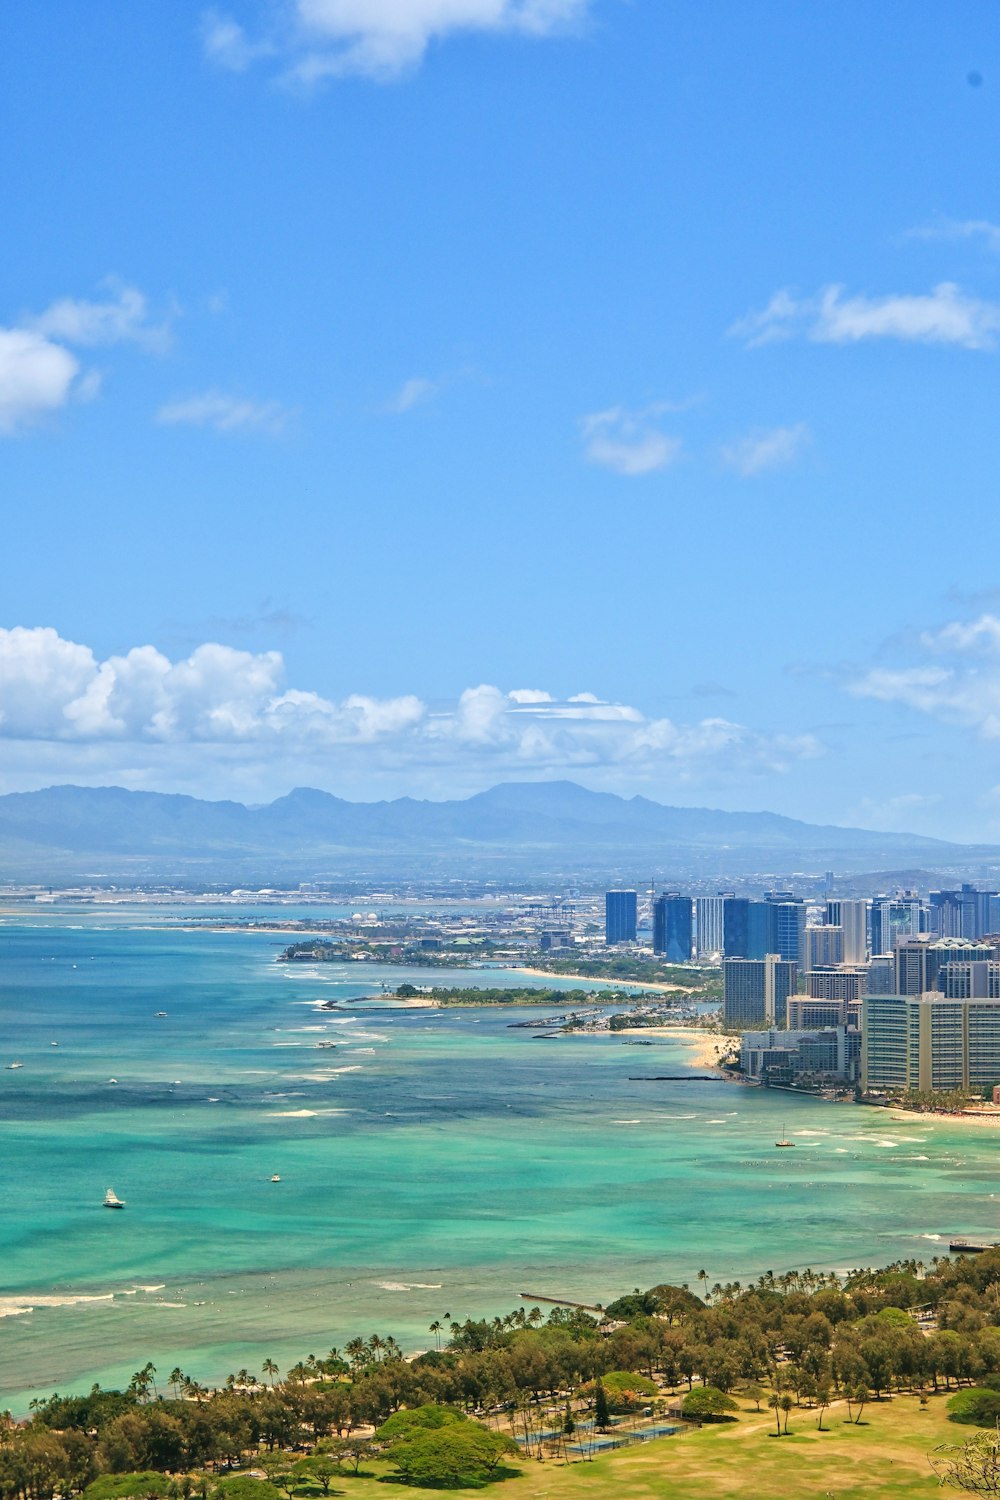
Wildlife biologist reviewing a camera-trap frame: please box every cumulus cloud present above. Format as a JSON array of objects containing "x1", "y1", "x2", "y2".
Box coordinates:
[
  {"x1": 157, "y1": 390, "x2": 291, "y2": 435},
  {"x1": 0, "y1": 330, "x2": 81, "y2": 434},
  {"x1": 0, "y1": 628, "x2": 822, "y2": 789},
  {"x1": 721, "y1": 422, "x2": 810, "y2": 476},
  {"x1": 202, "y1": 0, "x2": 591, "y2": 83},
  {"x1": 581, "y1": 403, "x2": 683, "y2": 477},
  {"x1": 0, "y1": 280, "x2": 167, "y2": 435},
  {"x1": 850, "y1": 613, "x2": 1000, "y2": 739},
  {"x1": 731, "y1": 282, "x2": 1000, "y2": 350}
]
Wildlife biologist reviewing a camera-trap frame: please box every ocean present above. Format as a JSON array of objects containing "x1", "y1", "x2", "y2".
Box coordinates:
[{"x1": 0, "y1": 903, "x2": 996, "y2": 1413}]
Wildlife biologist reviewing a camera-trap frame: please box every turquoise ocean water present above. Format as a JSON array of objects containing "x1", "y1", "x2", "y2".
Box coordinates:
[{"x1": 1, "y1": 904, "x2": 998, "y2": 1413}]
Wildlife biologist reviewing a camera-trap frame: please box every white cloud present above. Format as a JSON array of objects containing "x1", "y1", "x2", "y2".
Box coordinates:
[
  {"x1": 200, "y1": 10, "x2": 273, "y2": 70},
  {"x1": 29, "y1": 280, "x2": 170, "y2": 353},
  {"x1": 0, "y1": 331, "x2": 81, "y2": 434},
  {"x1": 906, "y1": 219, "x2": 1000, "y2": 253},
  {"x1": 0, "y1": 627, "x2": 822, "y2": 789},
  {"x1": 202, "y1": 0, "x2": 591, "y2": 84},
  {"x1": 850, "y1": 614, "x2": 1000, "y2": 740},
  {"x1": 0, "y1": 280, "x2": 167, "y2": 436},
  {"x1": 385, "y1": 376, "x2": 440, "y2": 413},
  {"x1": 581, "y1": 403, "x2": 683, "y2": 477},
  {"x1": 721, "y1": 422, "x2": 810, "y2": 477},
  {"x1": 732, "y1": 282, "x2": 1000, "y2": 351},
  {"x1": 157, "y1": 390, "x2": 291, "y2": 436}
]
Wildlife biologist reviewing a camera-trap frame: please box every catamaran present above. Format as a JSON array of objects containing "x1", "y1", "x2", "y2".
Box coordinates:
[{"x1": 103, "y1": 1187, "x2": 125, "y2": 1209}]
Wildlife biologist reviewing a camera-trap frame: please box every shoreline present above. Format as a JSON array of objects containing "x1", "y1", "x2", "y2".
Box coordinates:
[
  {"x1": 511, "y1": 966, "x2": 700, "y2": 994},
  {"x1": 632, "y1": 1026, "x2": 736, "y2": 1069},
  {"x1": 883, "y1": 1107, "x2": 1000, "y2": 1130}
]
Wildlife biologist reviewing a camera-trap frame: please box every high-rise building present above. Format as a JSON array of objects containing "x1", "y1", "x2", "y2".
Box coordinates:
[
  {"x1": 653, "y1": 895, "x2": 693, "y2": 962},
  {"x1": 787, "y1": 997, "x2": 851, "y2": 1029},
  {"x1": 827, "y1": 899, "x2": 869, "y2": 964},
  {"x1": 866, "y1": 956, "x2": 895, "y2": 995},
  {"x1": 804, "y1": 926, "x2": 843, "y2": 972},
  {"x1": 870, "y1": 898, "x2": 924, "y2": 955},
  {"x1": 939, "y1": 961, "x2": 1000, "y2": 999},
  {"x1": 605, "y1": 890, "x2": 637, "y2": 945},
  {"x1": 746, "y1": 901, "x2": 775, "y2": 960},
  {"x1": 722, "y1": 897, "x2": 750, "y2": 958},
  {"x1": 723, "y1": 954, "x2": 797, "y2": 1029},
  {"x1": 767, "y1": 898, "x2": 807, "y2": 966},
  {"x1": 929, "y1": 885, "x2": 1000, "y2": 940},
  {"x1": 806, "y1": 967, "x2": 865, "y2": 1003},
  {"x1": 862, "y1": 991, "x2": 1000, "y2": 1093},
  {"x1": 894, "y1": 937, "x2": 994, "y2": 996},
  {"x1": 695, "y1": 896, "x2": 725, "y2": 958}
]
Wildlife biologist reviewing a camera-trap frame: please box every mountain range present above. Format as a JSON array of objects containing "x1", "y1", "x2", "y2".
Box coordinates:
[{"x1": 0, "y1": 780, "x2": 991, "y2": 883}]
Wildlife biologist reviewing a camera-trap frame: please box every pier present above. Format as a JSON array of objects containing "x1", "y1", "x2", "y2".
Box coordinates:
[{"x1": 519, "y1": 1292, "x2": 605, "y2": 1313}]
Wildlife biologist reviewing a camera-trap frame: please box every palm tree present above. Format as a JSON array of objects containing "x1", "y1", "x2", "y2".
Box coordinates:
[
  {"x1": 344, "y1": 1337, "x2": 367, "y2": 1370},
  {"x1": 262, "y1": 1358, "x2": 279, "y2": 1387},
  {"x1": 697, "y1": 1269, "x2": 709, "y2": 1302},
  {"x1": 429, "y1": 1320, "x2": 442, "y2": 1350},
  {"x1": 168, "y1": 1368, "x2": 185, "y2": 1400}
]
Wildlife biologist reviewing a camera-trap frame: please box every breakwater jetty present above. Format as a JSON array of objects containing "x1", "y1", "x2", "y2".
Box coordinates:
[{"x1": 628, "y1": 1074, "x2": 727, "y2": 1082}]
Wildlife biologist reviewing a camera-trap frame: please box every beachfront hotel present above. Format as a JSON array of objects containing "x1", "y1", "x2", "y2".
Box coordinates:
[{"x1": 861, "y1": 990, "x2": 1000, "y2": 1093}]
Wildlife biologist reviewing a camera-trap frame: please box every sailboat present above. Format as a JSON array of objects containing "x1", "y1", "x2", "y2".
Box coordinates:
[
  {"x1": 103, "y1": 1187, "x2": 126, "y2": 1209},
  {"x1": 775, "y1": 1125, "x2": 795, "y2": 1148}
]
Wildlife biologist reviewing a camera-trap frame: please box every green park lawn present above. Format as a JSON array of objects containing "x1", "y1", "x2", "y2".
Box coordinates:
[{"x1": 311, "y1": 1393, "x2": 961, "y2": 1500}]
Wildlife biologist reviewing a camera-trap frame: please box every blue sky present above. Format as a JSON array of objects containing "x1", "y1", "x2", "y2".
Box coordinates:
[{"x1": 2, "y1": 1, "x2": 1000, "y2": 838}]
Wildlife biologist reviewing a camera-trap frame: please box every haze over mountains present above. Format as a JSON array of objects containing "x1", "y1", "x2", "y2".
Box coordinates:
[{"x1": 0, "y1": 781, "x2": 992, "y2": 884}]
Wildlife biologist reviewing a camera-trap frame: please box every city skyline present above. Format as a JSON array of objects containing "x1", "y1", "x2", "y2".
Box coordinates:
[{"x1": 4, "y1": 4, "x2": 1000, "y2": 837}]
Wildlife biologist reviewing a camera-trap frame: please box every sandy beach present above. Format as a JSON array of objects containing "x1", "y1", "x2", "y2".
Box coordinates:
[
  {"x1": 511, "y1": 966, "x2": 698, "y2": 994},
  {"x1": 887, "y1": 1108, "x2": 1000, "y2": 1130},
  {"x1": 632, "y1": 1025, "x2": 737, "y2": 1069}
]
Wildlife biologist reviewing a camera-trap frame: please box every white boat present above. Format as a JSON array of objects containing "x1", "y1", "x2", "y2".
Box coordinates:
[
  {"x1": 103, "y1": 1187, "x2": 125, "y2": 1209},
  {"x1": 270, "y1": 1174, "x2": 282, "y2": 1183},
  {"x1": 775, "y1": 1123, "x2": 796, "y2": 1148},
  {"x1": 6, "y1": 1061, "x2": 23, "y2": 1070}
]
